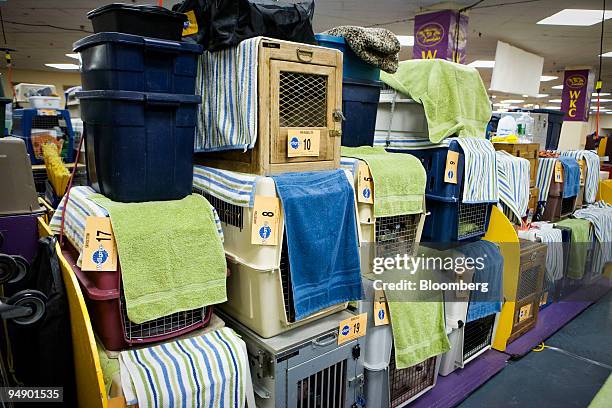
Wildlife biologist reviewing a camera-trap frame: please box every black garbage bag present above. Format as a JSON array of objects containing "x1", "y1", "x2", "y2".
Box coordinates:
[{"x1": 174, "y1": 0, "x2": 316, "y2": 51}]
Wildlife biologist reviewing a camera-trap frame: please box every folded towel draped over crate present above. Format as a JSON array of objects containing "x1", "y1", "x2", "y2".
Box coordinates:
[
  {"x1": 324, "y1": 26, "x2": 400, "y2": 73},
  {"x1": 49, "y1": 186, "x2": 224, "y2": 262},
  {"x1": 193, "y1": 165, "x2": 259, "y2": 207},
  {"x1": 496, "y1": 150, "x2": 530, "y2": 220},
  {"x1": 574, "y1": 202, "x2": 612, "y2": 276},
  {"x1": 90, "y1": 194, "x2": 227, "y2": 324},
  {"x1": 458, "y1": 240, "x2": 504, "y2": 322},
  {"x1": 555, "y1": 218, "x2": 593, "y2": 280},
  {"x1": 536, "y1": 157, "x2": 558, "y2": 201},
  {"x1": 120, "y1": 328, "x2": 248, "y2": 408},
  {"x1": 561, "y1": 150, "x2": 601, "y2": 204},
  {"x1": 380, "y1": 59, "x2": 491, "y2": 144},
  {"x1": 271, "y1": 170, "x2": 362, "y2": 320},
  {"x1": 452, "y1": 138, "x2": 499, "y2": 204},
  {"x1": 341, "y1": 146, "x2": 426, "y2": 217},
  {"x1": 195, "y1": 37, "x2": 260, "y2": 152},
  {"x1": 534, "y1": 227, "x2": 565, "y2": 282},
  {"x1": 558, "y1": 156, "x2": 581, "y2": 199}
]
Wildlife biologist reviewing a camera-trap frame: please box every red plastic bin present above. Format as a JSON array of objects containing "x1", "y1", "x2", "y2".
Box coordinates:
[{"x1": 62, "y1": 246, "x2": 212, "y2": 351}]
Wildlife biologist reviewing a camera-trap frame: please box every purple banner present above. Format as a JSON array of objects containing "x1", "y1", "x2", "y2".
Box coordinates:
[
  {"x1": 413, "y1": 10, "x2": 468, "y2": 63},
  {"x1": 561, "y1": 69, "x2": 593, "y2": 122}
]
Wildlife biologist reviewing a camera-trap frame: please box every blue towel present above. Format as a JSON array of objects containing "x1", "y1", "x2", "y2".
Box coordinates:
[
  {"x1": 558, "y1": 156, "x2": 581, "y2": 198},
  {"x1": 271, "y1": 170, "x2": 362, "y2": 320},
  {"x1": 458, "y1": 240, "x2": 503, "y2": 322}
]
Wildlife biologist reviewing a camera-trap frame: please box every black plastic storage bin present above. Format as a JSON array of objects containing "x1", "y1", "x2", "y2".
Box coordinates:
[
  {"x1": 341, "y1": 79, "x2": 382, "y2": 147},
  {"x1": 532, "y1": 109, "x2": 565, "y2": 150},
  {"x1": 77, "y1": 90, "x2": 200, "y2": 203},
  {"x1": 87, "y1": 3, "x2": 187, "y2": 41},
  {"x1": 74, "y1": 33, "x2": 202, "y2": 94}
]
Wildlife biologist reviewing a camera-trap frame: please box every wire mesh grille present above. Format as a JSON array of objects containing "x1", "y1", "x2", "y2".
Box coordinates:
[
  {"x1": 389, "y1": 352, "x2": 436, "y2": 407},
  {"x1": 517, "y1": 265, "x2": 541, "y2": 301},
  {"x1": 458, "y1": 202, "x2": 489, "y2": 239},
  {"x1": 280, "y1": 236, "x2": 296, "y2": 323},
  {"x1": 375, "y1": 214, "x2": 420, "y2": 258},
  {"x1": 296, "y1": 359, "x2": 346, "y2": 408},
  {"x1": 279, "y1": 71, "x2": 327, "y2": 128},
  {"x1": 121, "y1": 290, "x2": 204, "y2": 341},
  {"x1": 196, "y1": 190, "x2": 244, "y2": 230},
  {"x1": 560, "y1": 197, "x2": 575, "y2": 216},
  {"x1": 462, "y1": 314, "x2": 496, "y2": 361}
]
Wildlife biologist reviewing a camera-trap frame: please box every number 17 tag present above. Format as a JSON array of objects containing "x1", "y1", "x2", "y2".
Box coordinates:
[
  {"x1": 251, "y1": 195, "x2": 281, "y2": 246},
  {"x1": 338, "y1": 313, "x2": 368, "y2": 345},
  {"x1": 82, "y1": 217, "x2": 118, "y2": 272}
]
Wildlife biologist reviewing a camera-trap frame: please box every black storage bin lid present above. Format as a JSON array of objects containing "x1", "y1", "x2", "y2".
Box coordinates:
[
  {"x1": 87, "y1": 3, "x2": 187, "y2": 22},
  {"x1": 342, "y1": 79, "x2": 383, "y2": 103},
  {"x1": 73, "y1": 32, "x2": 202, "y2": 54},
  {"x1": 76, "y1": 89, "x2": 200, "y2": 104}
]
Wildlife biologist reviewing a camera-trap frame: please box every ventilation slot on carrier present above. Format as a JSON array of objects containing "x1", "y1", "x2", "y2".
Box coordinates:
[
  {"x1": 297, "y1": 359, "x2": 347, "y2": 408},
  {"x1": 462, "y1": 314, "x2": 496, "y2": 361},
  {"x1": 389, "y1": 352, "x2": 436, "y2": 407},
  {"x1": 197, "y1": 190, "x2": 244, "y2": 230},
  {"x1": 458, "y1": 202, "x2": 489, "y2": 240},
  {"x1": 517, "y1": 265, "x2": 541, "y2": 301},
  {"x1": 375, "y1": 214, "x2": 420, "y2": 258},
  {"x1": 280, "y1": 236, "x2": 296, "y2": 323},
  {"x1": 279, "y1": 71, "x2": 328, "y2": 128}
]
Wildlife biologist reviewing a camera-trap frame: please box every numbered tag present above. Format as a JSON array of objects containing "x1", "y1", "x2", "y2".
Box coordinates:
[
  {"x1": 287, "y1": 129, "x2": 320, "y2": 157},
  {"x1": 518, "y1": 303, "x2": 532, "y2": 323},
  {"x1": 357, "y1": 162, "x2": 374, "y2": 204},
  {"x1": 37, "y1": 109, "x2": 58, "y2": 117},
  {"x1": 338, "y1": 313, "x2": 368, "y2": 345},
  {"x1": 578, "y1": 160, "x2": 585, "y2": 184},
  {"x1": 182, "y1": 10, "x2": 199, "y2": 36},
  {"x1": 251, "y1": 195, "x2": 281, "y2": 246},
  {"x1": 554, "y1": 161, "x2": 563, "y2": 183},
  {"x1": 373, "y1": 290, "x2": 389, "y2": 326},
  {"x1": 82, "y1": 217, "x2": 118, "y2": 272},
  {"x1": 444, "y1": 150, "x2": 459, "y2": 184}
]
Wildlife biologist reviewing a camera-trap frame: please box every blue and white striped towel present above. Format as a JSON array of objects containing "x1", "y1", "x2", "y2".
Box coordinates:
[
  {"x1": 534, "y1": 227, "x2": 564, "y2": 282},
  {"x1": 195, "y1": 37, "x2": 260, "y2": 152},
  {"x1": 373, "y1": 132, "x2": 443, "y2": 150},
  {"x1": 340, "y1": 157, "x2": 360, "y2": 176},
  {"x1": 120, "y1": 327, "x2": 248, "y2": 408},
  {"x1": 50, "y1": 186, "x2": 224, "y2": 259},
  {"x1": 452, "y1": 138, "x2": 498, "y2": 204},
  {"x1": 560, "y1": 150, "x2": 601, "y2": 204},
  {"x1": 496, "y1": 150, "x2": 530, "y2": 221},
  {"x1": 193, "y1": 165, "x2": 259, "y2": 208},
  {"x1": 574, "y1": 202, "x2": 612, "y2": 276},
  {"x1": 536, "y1": 157, "x2": 557, "y2": 201}
]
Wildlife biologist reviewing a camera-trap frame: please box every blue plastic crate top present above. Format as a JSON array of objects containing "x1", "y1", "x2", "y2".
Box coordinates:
[
  {"x1": 73, "y1": 32, "x2": 202, "y2": 54},
  {"x1": 76, "y1": 89, "x2": 201, "y2": 104}
]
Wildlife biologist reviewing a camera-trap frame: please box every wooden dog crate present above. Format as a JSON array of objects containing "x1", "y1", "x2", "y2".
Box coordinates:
[
  {"x1": 528, "y1": 187, "x2": 539, "y2": 218},
  {"x1": 493, "y1": 142, "x2": 539, "y2": 188},
  {"x1": 195, "y1": 39, "x2": 343, "y2": 175},
  {"x1": 541, "y1": 162, "x2": 576, "y2": 222},
  {"x1": 508, "y1": 239, "x2": 547, "y2": 344}
]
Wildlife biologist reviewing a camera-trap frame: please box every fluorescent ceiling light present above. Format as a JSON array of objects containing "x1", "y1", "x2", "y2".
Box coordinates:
[
  {"x1": 551, "y1": 85, "x2": 564, "y2": 89},
  {"x1": 601, "y1": 52, "x2": 612, "y2": 57},
  {"x1": 491, "y1": 95, "x2": 497, "y2": 99},
  {"x1": 540, "y1": 75, "x2": 558, "y2": 81},
  {"x1": 544, "y1": 106, "x2": 561, "y2": 110},
  {"x1": 537, "y1": 9, "x2": 612, "y2": 26},
  {"x1": 593, "y1": 92, "x2": 611, "y2": 96},
  {"x1": 467, "y1": 60, "x2": 495, "y2": 68},
  {"x1": 45, "y1": 63, "x2": 79, "y2": 70},
  {"x1": 596, "y1": 98, "x2": 612, "y2": 102},
  {"x1": 396, "y1": 35, "x2": 414, "y2": 47},
  {"x1": 65, "y1": 53, "x2": 80, "y2": 60},
  {"x1": 549, "y1": 99, "x2": 562, "y2": 103},
  {"x1": 536, "y1": 94, "x2": 549, "y2": 98},
  {"x1": 493, "y1": 102, "x2": 509, "y2": 107},
  {"x1": 501, "y1": 99, "x2": 524, "y2": 103}
]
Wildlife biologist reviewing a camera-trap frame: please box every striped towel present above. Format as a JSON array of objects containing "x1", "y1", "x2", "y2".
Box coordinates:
[
  {"x1": 534, "y1": 226, "x2": 564, "y2": 282},
  {"x1": 452, "y1": 138, "x2": 498, "y2": 204},
  {"x1": 340, "y1": 157, "x2": 360, "y2": 176},
  {"x1": 50, "y1": 186, "x2": 223, "y2": 259},
  {"x1": 574, "y1": 202, "x2": 612, "y2": 276},
  {"x1": 195, "y1": 37, "x2": 260, "y2": 152},
  {"x1": 373, "y1": 131, "x2": 443, "y2": 150},
  {"x1": 496, "y1": 150, "x2": 530, "y2": 221},
  {"x1": 193, "y1": 165, "x2": 259, "y2": 208},
  {"x1": 560, "y1": 150, "x2": 601, "y2": 204},
  {"x1": 536, "y1": 158, "x2": 557, "y2": 201},
  {"x1": 120, "y1": 328, "x2": 248, "y2": 408}
]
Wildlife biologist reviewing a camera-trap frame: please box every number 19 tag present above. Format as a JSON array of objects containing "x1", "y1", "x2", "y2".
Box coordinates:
[
  {"x1": 251, "y1": 195, "x2": 281, "y2": 246},
  {"x1": 338, "y1": 313, "x2": 367, "y2": 345}
]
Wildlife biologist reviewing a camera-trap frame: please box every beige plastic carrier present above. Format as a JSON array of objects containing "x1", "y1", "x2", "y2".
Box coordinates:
[{"x1": 0, "y1": 137, "x2": 40, "y2": 215}]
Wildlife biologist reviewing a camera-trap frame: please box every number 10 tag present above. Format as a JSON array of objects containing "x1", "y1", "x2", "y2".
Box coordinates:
[
  {"x1": 287, "y1": 129, "x2": 320, "y2": 157},
  {"x1": 251, "y1": 195, "x2": 281, "y2": 246}
]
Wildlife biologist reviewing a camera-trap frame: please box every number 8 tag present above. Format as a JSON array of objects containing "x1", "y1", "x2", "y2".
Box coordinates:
[{"x1": 251, "y1": 195, "x2": 281, "y2": 246}]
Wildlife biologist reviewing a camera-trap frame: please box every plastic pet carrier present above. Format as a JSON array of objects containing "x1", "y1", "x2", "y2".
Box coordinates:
[
  {"x1": 220, "y1": 310, "x2": 365, "y2": 408},
  {"x1": 12, "y1": 109, "x2": 75, "y2": 165},
  {"x1": 78, "y1": 90, "x2": 200, "y2": 202},
  {"x1": 87, "y1": 3, "x2": 187, "y2": 41},
  {"x1": 531, "y1": 108, "x2": 564, "y2": 150},
  {"x1": 63, "y1": 245, "x2": 211, "y2": 351},
  {"x1": 315, "y1": 34, "x2": 380, "y2": 82},
  {"x1": 194, "y1": 39, "x2": 343, "y2": 175},
  {"x1": 74, "y1": 33, "x2": 202, "y2": 94}
]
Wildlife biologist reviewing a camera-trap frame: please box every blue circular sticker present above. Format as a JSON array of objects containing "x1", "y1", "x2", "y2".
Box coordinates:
[
  {"x1": 362, "y1": 187, "x2": 371, "y2": 199},
  {"x1": 259, "y1": 225, "x2": 271, "y2": 239},
  {"x1": 378, "y1": 309, "x2": 385, "y2": 320},
  {"x1": 447, "y1": 170, "x2": 454, "y2": 179},
  {"x1": 92, "y1": 248, "x2": 108, "y2": 265},
  {"x1": 341, "y1": 325, "x2": 350, "y2": 336},
  {"x1": 290, "y1": 137, "x2": 300, "y2": 150}
]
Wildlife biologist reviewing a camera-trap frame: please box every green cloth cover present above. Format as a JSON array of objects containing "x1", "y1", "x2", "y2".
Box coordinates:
[
  {"x1": 380, "y1": 59, "x2": 492, "y2": 143},
  {"x1": 341, "y1": 146, "x2": 426, "y2": 217},
  {"x1": 97, "y1": 342, "x2": 119, "y2": 395},
  {"x1": 590, "y1": 374, "x2": 612, "y2": 408},
  {"x1": 90, "y1": 194, "x2": 227, "y2": 324},
  {"x1": 555, "y1": 218, "x2": 592, "y2": 280}
]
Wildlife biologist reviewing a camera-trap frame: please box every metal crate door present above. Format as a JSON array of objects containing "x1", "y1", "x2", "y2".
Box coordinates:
[
  {"x1": 269, "y1": 61, "x2": 339, "y2": 164},
  {"x1": 286, "y1": 341, "x2": 359, "y2": 408}
]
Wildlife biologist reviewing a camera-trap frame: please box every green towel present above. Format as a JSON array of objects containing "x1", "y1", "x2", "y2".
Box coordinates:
[
  {"x1": 341, "y1": 146, "x2": 426, "y2": 217},
  {"x1": 590, "y1": 374, "x2": 612, "y2": 408},
  {"x1": 97, "y1": 342, "x2": 119, "y2": 395},
  {"x1": 90, "y1": 194, "x2": 227, "y2": 324},
  {"x1": 380, "y1": 59, "x2": 492, "y2": 143},
  {"x1": 556, "y1": 218, "x2": 592, "y2": 280}
]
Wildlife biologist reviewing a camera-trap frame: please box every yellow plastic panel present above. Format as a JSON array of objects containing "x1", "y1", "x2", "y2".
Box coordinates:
[{"x1": 597, "y1": 180, "x2": 612, "y2": 204}]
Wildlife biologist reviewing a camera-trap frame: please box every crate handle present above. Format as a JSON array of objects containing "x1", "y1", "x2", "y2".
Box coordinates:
[
  {"x1": 143, "y1": 37, "x2": 181, "y2": 53},
  {"x1": 312, "y1": 332, "x2": 338, "y2": 347},
  {"x1": 144, "y1": 94, "x2": 181, "y2": 107},
  {"x1": 296, "y1": 48, "x2": 313, "y2": 62}
]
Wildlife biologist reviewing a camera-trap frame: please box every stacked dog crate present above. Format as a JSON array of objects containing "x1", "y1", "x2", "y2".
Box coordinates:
[{"x1": 536, "y1": 156, "x2": 581, "y2": 222}]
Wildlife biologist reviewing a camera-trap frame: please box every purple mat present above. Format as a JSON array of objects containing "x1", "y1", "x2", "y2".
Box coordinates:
[{"x1": 410, "y1": 349, "x2": 508, "y2": 408}]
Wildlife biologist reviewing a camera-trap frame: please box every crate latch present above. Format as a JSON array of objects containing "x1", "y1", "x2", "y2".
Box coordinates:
[{"x1": 348, "y1": 373, "x2": 364, "y2": 388}]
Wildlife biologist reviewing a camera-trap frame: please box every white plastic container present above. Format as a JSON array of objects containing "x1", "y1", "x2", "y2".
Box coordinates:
[
  {"x1": 357, "y1": 276, "x2": 393, "y2": 371},
  {"x1": 374, "y1": 91, "x2": 430, "y2": 149},
  {"x1": 28, "y1": 96, "x2": 61, "y2": 109},
  {"x1": 14, "y1": 83, "x2": 57, "y2": 103}
]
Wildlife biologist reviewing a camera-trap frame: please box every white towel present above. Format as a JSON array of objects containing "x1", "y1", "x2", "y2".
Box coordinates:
[
  {"x1": 535, "y1": 157, "x2": 557, "y2": 201},
  {"x1": 195, "y1": 37, "x2": 261, "y2": 152},
  {"x1": 560, "y1": 150, "x2": 601, "y2": 204},
  {"x1": 452, "y1": 138, "x2": 498, "y2": 204},
  {"x1": 496, "y1": 150, "x2": 530, "y2": 221},
  {"x1": 534, "y1": 227, "x2": 564, "y2": 282},
  {"x1": 120, "y1": 328, "x2": 248, "y2": 408},
  {"x1": 573, "y1": 202, "x2": 612, "y2": 276},
  {"x1": 193, "y1": 165, "x2": 259, "y2": 208}
]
